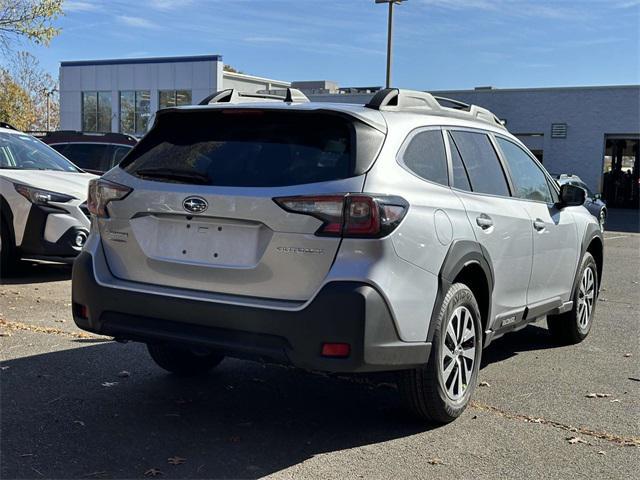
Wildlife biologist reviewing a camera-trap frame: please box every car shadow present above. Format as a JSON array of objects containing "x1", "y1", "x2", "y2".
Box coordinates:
[
  {"x1": 0, "y1": 261, "x2": 72, "y2": 285},
  {"x1": 480, "y1": 323, "x2": 558, "y2": 367},
  {"x1": 1, "y1": 342, "x2": 427, "y2": 479},
  {"x1": 1, "y1": 322, "x2": 564, "y2": 479}
]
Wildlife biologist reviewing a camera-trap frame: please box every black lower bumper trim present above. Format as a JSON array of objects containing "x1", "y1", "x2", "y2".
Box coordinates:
[{"x1": 72, "y1": 251, "x2": 430, "y2": 373}]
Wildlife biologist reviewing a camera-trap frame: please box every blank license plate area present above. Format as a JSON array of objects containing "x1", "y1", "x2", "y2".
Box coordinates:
[{"x1": 132, "y1": 215, "x2": 267, "y2": 267}]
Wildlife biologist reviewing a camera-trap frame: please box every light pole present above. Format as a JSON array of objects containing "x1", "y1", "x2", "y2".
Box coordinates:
[
  {"x1": 375, "y1": 0, "x2": 406, "y2": 88},
  {"x1": 43, "y1": 87, "x2": 58, "y2": 132}
]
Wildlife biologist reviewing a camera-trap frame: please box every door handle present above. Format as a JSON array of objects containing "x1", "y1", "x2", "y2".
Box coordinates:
[
  {"x1": 476, "y1": 214, "x2": 494, "y2": 230},
  {"x1": 533, "y1": 219, "x2": 546, "y2": 231}
]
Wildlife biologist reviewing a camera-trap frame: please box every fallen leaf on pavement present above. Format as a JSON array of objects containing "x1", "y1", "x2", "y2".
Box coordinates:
[
  {"x1": 585, "y1": 393, "x2": 597, "y2": 398},
  {"x1": 479, "y1": 381, "x2": 491, "y2": 387},
  {"x1": 427, "y1": 458, "x2": 444, "y2": 465},
  {"x1": 101, "y1": 382, "x2": 118, "y2": 388},
  {"x1": 598, "y1": 451, "x2": 606, "y2": 455},
  {"x1": 567, "y1": 436, "x2": 587, "y2": 445},
  {"x1": 610, "y1": 399, "x2": 621, "y2": 403},
  {"x1": 144, "y1": 468, "x2": 163, "y2": 477},
  {"x1": 117, "y1": 371, "x2": 130, "y2": 378},
  {"x1": 73, "y1": 420, "x2": 85, "y2": 426},
  {"x1": 167, "y1": 457, "x2": 186, "y2": 465},
  {"x1": 623, "y1": 353, "x2": 632, "y2": 358},
  {"x1": 596, "y1": 393, "x2": 612, "y2": 398}
]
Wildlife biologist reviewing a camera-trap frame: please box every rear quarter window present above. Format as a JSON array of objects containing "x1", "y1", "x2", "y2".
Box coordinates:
[
  {"x1": 121, "y1": 109, "x2": 384, "y2": 187},
  {"x1": 401, "y1": 129, "x2": 449, "y2": 186}
]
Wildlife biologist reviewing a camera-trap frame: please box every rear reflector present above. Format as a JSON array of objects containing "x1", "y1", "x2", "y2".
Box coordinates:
[
  {"x1": 73, "y1": 303, "x2": 89, "y2": 320},
  {"x1": 321, "y1": 343, "x2": 351, "y2": 358},
  {"x1": 274, "y1": 193, "x2": 408, "y2": 238}
]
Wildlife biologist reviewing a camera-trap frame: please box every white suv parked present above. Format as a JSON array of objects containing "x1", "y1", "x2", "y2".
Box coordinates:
[
  {"x1": 0, "y1": 124, "x2": 94, "y2": 273},
  {"x1": 72, "y1": 89, "x2": 603, "y2": 423}
]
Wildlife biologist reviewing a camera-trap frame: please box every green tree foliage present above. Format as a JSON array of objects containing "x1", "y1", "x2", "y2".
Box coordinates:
[
  {"x1": 0, "y1": 0, "x2": 63, "y2": 51},
  {"x1": 223, "y1": 64, "x2": 244, "y2": 74},
  {"x1": 0, "y1": 68, "x2": 35, "y2": 130}
]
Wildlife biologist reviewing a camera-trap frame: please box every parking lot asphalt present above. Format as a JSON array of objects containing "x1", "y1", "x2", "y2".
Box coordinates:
[{"x1": 1, "y1": 230, "x2": 639, "y2": 479}]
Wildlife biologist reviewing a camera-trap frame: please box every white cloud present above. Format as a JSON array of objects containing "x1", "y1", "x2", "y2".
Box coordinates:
[
  {"x1": 64, "y1": 1, "x2": 100, "y2": 12},
  {"x1": 117, "y1": 15, "x2": 159, "y2": 29},
  {"x1": 148, "y1": 0, "x2": 194, "y2": 10}
]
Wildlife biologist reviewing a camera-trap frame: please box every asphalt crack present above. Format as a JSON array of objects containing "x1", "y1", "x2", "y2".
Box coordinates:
[{"x1": 470, "y1": 401, "x2": 640, "y2": 447}]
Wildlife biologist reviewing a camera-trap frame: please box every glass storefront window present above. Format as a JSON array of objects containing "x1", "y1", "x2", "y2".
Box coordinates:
[
  {"x1": 120, "y1": 90, "x2": 150, "y2": 136},
  {"x1": 82, "y1": 91, "x2": 111, "y2": 132},
  {"x1": 159, "y1": 90, "x2": 192, "y2": 109}
]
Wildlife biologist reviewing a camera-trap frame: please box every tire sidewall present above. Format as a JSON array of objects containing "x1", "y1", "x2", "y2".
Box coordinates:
[
  {"x1": 432, "y1": 284, "x2": 483, "y2": 415},
  {"x1": 573, "y1": 253, "x2": 598, "y2": 339}
]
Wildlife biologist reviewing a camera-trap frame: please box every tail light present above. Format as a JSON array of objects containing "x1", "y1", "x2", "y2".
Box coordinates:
[
  {"x1": 274, "y1": 194, "x2": 408, "y2": 238},
  {"x1": 87, "y1": 179, "x2": 132, "y2": 218}
]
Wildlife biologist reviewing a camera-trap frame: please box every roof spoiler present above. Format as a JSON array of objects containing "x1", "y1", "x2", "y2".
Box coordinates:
[
  {"x1": 198, "y1": 88, "x2": 310, "y2": 106},
  {"x1": 365, "y1": 88, "x2": 505, "y2": 130}
]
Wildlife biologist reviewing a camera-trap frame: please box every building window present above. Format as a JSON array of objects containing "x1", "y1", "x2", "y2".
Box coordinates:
[
  {"x1": 159, "y1": 90, "x2": 192, "y2": 109},
  {"x1": 82, "y1": 91, "x2": 112, "y2": 132},
  {"x1": 120, "y1": 90, "x2": 150, "y2": 136}
]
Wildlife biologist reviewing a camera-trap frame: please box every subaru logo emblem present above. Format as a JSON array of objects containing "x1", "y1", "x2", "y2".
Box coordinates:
[{"x1": 183, "y1": 196, "x2": 208, "y2": 214}]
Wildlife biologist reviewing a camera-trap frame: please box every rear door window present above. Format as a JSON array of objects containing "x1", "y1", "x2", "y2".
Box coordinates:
[
  {"x1": 121, "y1": 110, "x2": 384, "y2": 187},
  {"x1": 110, "y1": 145, "x2": 132, "y2": 168},
  {"x1": 449, "y1": 131, "x2": 510, "y2": 197},
  {"x1": 401, "y1": 130, "x2": 448, "y2": 186},
  {"x1": 496, "y1": 137, "x2": 552, "y2": 203}
]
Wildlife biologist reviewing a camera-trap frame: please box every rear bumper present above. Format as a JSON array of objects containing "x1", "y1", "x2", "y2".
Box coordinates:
[{"x1": 72, "y1": 251, "x2": 430, "y2": 373}]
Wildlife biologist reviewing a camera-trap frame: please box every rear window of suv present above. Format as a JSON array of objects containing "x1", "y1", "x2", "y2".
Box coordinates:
[{"x1": 121, "y1": 109, "x2": 383, "y2": 187}]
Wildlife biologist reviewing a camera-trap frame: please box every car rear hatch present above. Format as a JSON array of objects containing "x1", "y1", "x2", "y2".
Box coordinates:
[{"x1": 97, "y1": 106, "x2": 386, "y2": 301}]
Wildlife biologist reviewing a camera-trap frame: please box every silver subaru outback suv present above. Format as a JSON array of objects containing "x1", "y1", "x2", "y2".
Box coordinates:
[{"x1": 72, "y1": 88, "x2": 603, "y2": 423}]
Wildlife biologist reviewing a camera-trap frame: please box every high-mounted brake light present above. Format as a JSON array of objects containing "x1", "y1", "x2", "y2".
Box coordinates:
[
  {"x1": 274, "y1": 194, "x2": 408, "y2": 238},
  {"x1": 87, "y1": 179, "x2": 132, "y2": 218}
]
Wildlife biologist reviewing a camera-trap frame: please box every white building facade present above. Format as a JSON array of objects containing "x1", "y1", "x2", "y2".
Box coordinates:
[{"x1": 59, "y1": 55, "x2": 290, "y2": 136}]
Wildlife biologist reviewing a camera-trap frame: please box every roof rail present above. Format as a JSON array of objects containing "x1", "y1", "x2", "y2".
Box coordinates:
[
  {"x1": 198, "y1": 88, "x2": 310, "y2": 106},
  {"x1": 364, "y1": 88, "x2": 505, "y2": 130},
  {"x1": 0, "y1": 121, "x2": 18, "y2": 131},
  {"x1": 433, "y1": 96, "x2": 470, "y2": 111}
]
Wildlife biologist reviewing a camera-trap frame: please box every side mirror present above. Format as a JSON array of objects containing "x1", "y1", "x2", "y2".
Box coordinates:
[{"x1": 558, "y1": 183, "x2": 586, "y2": 208}]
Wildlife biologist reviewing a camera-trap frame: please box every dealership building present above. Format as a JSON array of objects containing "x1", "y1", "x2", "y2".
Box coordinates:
[{"x1": 58, "y1": 55, "x2": 639, "y2": 208}]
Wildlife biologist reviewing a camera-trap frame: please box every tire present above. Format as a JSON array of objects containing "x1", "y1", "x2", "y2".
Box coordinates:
[
  {"x1": 147, "y1": 343, "x2": 224, "y2": 376},
  {"x1": 0, "y1": 218, "x2": 17, "y2": 278},
  {"x1": 547, "y1": 252, "x2": 598, "y2": 345},
  {"x1": 398, "y1": 283, "x2": 483, "y2": 423},
  {"x1": 598, "y1": 209, "x2": 606, "y2": 232}
]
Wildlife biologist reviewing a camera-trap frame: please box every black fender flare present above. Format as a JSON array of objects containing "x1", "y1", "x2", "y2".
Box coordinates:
[
  {"x1": 0, "y1": 195, "x2": 16, "y2": 247},
  {"x1": 426, "y1": 240, "x2": 494, "y2": 343},
  {"x1": 570, "y1": 223, "x2": 604, "y2": 299}
]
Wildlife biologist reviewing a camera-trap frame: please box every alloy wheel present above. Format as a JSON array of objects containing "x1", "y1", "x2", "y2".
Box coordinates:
[
  {"x1": 577, "y1": 266, "x2": 595, "y2": 331},
  {"x1": 440, "y1": 306, "x2": 477, "y2": 401}
]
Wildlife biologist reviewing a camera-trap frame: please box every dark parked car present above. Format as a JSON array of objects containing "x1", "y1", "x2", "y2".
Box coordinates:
[
  {"x1": 556, "y1": 174, "x2": 607, "y2": 230},
  {"x1": 38, "y1": 131, "x2": 137, "y2": 175}
]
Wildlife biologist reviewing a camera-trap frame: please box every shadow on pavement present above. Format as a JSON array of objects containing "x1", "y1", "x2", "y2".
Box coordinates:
[
  {"x1": 0, "y1": 322, "x2": 566, "y2": 479},
  {"x1": 1, "y1": 342, "x2": 426, "y2": 479},
  {"x1": 0, "y1": 261, "x2": 72, "y2": 285}
]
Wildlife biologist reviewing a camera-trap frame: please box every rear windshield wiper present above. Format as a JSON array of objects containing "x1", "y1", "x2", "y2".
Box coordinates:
[{"x1": 135, "y1": 167, "x2": 211, "y2": 184}]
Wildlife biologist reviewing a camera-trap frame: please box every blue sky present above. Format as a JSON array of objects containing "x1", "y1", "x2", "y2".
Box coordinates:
[{"x1": 23, "y1": 0, "x2": 640, "y2": 89}]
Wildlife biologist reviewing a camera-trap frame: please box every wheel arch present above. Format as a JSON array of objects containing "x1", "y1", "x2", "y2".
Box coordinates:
[
  {"x1": 427, "y1": 240, "x2": 494, "y2": 344},
  {"x1": 0, "y1": 194, "x2": 16, "y2": 246}
]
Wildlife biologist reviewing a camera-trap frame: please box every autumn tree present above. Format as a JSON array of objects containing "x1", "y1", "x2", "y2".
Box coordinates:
[
  {"x1": 0, "y1": 68, "x2": 35, "y2": 130},
  {"x1": 9, "y1": 51, "x2": 58, "y2": 130},
  {"x1": 0, "y1": 0, "x2": 63, "y2": 52}
]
